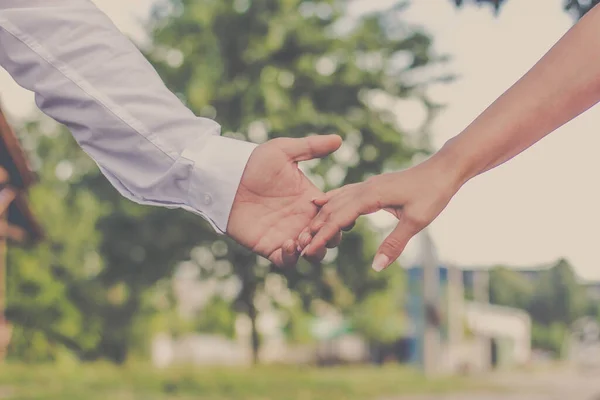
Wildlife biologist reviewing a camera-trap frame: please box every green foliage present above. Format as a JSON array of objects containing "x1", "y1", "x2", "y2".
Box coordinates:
[
  {"x1": 531, "y1": 322, "x2": 567, "y2": 358},
  {"x1": 7, "y1": 122, "x2": 212, "y2": 363},
  {"x1": 0, "y1": 363, "x2": 476, "y2": 400},
  {"x1": 280, "y1": 296, "x2": 315, "y2": 344},
  {"x1": 8, "y1": 0, "x2": 595, "y2": 365},
  {"x1": 528, "y1": 259, "x2": 587, "y2": 327},
  {"x1": 489, "y1": 260, "x2": 589, "y2": 327},
  {"x1": 349, "y1": 268, "x2": 406, "y2": 344},
  {"x1": 142, "y1": 0, "x2": 445, "y2": 361},
  {"x1": 489, "y1": 267, "x2": 533, "y2": 310},
  {"x1": 489, "y1": 259, "x2": 594, "y2": 358},
  {"x1": 452, "y1": 0, "x2": 503, "y2": 14},
  {"x1": 193, "y1": 296, "x2": 237, "y2": 338},
  {"x1": 452, "y1": 0, "x2": 600, "y2": 19},
  {"x1": 148, "y1": 309, "x2": 194, "y2": 339},
  {"x1": 8, "y1": 0, "x2": 446, "y2": 364},
  {"x1": 7, "y1": 123, "x2": 109, "y2": 362}
]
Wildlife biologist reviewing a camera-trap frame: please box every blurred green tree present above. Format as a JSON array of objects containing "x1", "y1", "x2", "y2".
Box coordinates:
[
  {"x1": 7, "y1": 121, "x2": 213, "y2": 363},
  {"x1": 488, "y1": 260, "x2": 599, "y2": 358},
  {"x1": 528, "y1": 259, "x2": 587, "y2": 327},
  {"x1": 8, "y1": 0, "x2": 447, "y2": 364},
  {"x1": 144, "y1": 0, "x2": 447, "y2": 363},
  {"x1": 349, "y1": 268, "x2": 407, "y2": 345},
  {"x1": 280, "y1": 294, "x2": 315, "y2": 345},
  {"x1": 488, "y1": 266, "x2": 534, "y2": 310},
  {"x1": 193, "y1": 296, "x2": 238, "y2": 339},
  {"x1": 7, "y1": 121, "x2": 109, "y2": 362},
  {"x1": 531, "y1": 322, "x2": 568, "y2": 358}
]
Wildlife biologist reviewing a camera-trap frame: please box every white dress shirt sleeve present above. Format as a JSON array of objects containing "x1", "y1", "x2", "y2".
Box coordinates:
[{"x1": 0, "y1": 0, "x2": 257, "y2": 233}]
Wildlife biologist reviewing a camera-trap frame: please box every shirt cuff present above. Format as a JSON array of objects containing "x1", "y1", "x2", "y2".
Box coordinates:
[{"x1": 182, "y1": 134, "x2": 258, "y2": 234}]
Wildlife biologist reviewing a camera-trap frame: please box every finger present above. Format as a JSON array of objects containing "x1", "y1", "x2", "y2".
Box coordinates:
[
  {"x1": 309, "y1": 186, "x2": 362, "y2": 235},
  {"x1": 279, "y1": 135, "x2": 342, "y2": 162},
  {"x1": 309, "y1": 195, "x2": 359, "y2": 236},
  {"x1": 309, "y1": 202, "x2": 339, "y2": 234},
  {"x1": 312, "y1": 188, "x2": 344, "y2": 206},
  {"x1": 341, "y1": 222, "x2": 355, "y2": 232},
  {"x1": 304, "y1": 223, "x2": 344, "y2": 257},
  {"x1": 280, "y1": 239, "x2": 299, "y2": 268},
  {"x1": 371, "y1": 223, "x2": 415, "y2": 272},
  {"x1": 297, "y1": 230, "x2": 312, "y2": 252},
  {"x1": 313, "y1": 197, "x2": 328, "y2": 207},
  {"x1": 326, "y1": 231, "x2": 342, "y2": 249},
  {"x1": 303, "y1": 245, "x2": 327, "y2": 264}
]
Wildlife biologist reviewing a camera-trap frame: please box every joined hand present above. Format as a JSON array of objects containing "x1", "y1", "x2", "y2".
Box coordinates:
[{"x1": 227, "y1": 135, "x2": 344, "y2": 267}]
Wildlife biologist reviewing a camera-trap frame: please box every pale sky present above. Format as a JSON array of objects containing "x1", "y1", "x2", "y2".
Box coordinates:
[{"x1": 2, "y1": 1, "x2": 600, "y2": 280}]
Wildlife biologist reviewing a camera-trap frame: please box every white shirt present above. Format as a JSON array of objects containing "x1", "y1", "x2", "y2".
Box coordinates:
[{"x1": 0, "y1": 0, "x2": 257, "y2": 234}]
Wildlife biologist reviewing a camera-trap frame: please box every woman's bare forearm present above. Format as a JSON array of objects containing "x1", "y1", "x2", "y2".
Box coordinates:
[{"x1": 437, "y1": 4, "x2": 600, "y2": 187}]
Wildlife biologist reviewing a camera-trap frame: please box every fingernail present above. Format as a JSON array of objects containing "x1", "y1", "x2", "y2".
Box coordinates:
[
  {"x1": 300, "y1": 245, "x2": 309, "y2": 257},
  {"x1": 296, "y1": 245, "x2": 302, "y2": 253},
  {"x1": 372, "y1": 254, "x2": 390, "y2": 272}
]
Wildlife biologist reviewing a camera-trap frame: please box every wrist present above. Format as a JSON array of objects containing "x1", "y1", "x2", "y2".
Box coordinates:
[{"x1": 428, "y1": 137, "x2": 476, "y2": 192}]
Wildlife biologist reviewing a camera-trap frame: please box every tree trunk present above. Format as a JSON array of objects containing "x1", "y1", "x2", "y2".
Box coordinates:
[{"x1": 246, "y1": 287, "x2": 261, "y2": 365}]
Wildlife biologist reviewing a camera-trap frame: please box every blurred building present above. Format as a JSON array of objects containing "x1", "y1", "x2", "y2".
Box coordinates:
[
  {"x1": 580, "y1": 281, "x2": 600, "y2": 301},
  {"x1": 406, "y1": 232, "x2": 531, "y2": 375},
  {"x1": 406, "y1": 264, "x2": 532, "y2": 374},
  {"x1": 568, "y1": 317, "x2": 600, "y2": 370},
  {"x1": 0, "y1": 106, "x2": 43, "y2": 359}
]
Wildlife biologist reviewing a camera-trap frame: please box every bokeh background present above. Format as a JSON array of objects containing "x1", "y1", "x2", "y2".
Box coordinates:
[{"x1": 1, "y1": 0, "x2": 600, "y2": 399}]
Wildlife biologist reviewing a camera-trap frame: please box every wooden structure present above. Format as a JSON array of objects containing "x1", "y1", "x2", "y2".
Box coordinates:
[{"x1": 0, "y1": 106, "x2": 43, "y2": 358}]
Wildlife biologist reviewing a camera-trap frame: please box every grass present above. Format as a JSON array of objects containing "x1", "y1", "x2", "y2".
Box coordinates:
[{"x1": 0, "y1": 362, "x2": 488, "y2": 400}]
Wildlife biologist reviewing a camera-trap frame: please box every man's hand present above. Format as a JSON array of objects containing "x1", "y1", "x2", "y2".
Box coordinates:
[{"x1": 226, "y1": 134, "x2": 343, "y2": 267}]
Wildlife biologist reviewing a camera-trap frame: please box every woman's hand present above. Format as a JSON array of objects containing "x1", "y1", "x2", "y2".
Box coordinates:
[
  {"x1": 299, "y1": 154, "x2": 464, "y2": 271},
  {"x1": 301, "y1": 4, "x2": 600, "y2": 271}
]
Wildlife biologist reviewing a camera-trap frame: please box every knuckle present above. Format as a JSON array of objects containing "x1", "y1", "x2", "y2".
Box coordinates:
[
  {"x1": 326, "y1": 224, "x2": 340, "y2": 237},
  {"x1": 315, "y1": 225, "x2": 332, "y2": 241},
  {"x1": 320, "y1": 204, "x2": 334, "y2": 219},
  {"x1": 410, "y1": 216, "x2": 428, "y2": 231},
  {"x1": 381, "y1": 236, "x2": 405, "y2": 252},
  {"x1": 319, "y1": 204, "x2": 335, "y2": 225},
  {"x1": 310, "y1": 221, "x2": 323, "y2": 233},
  {"x1": 316, "y1": 226, "x2": 336, "y2": 246},
  {"x1": 270, "y1": 137, "x2": 289, "y2": 146},
  {"x1": 364, "y1": 175, "x2": 380, "y2": 186},
  {"x1": 404, "y1": 207, "x2": 431, "y2": 232}
]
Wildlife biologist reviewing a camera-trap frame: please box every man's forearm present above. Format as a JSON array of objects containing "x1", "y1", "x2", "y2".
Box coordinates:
[
  {"x1": 439, "y1": 4, "x2": 600, "y2": 186},
  {"x1": 0, "y1": 0, "x2": 256, "y2": 232}
]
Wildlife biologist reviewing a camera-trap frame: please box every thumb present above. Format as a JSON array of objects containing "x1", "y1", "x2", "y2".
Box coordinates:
[
  {"x1": 372, "y1": 223, "x2": 414, "y2": 272},
  {"x1": 280, "y1": 134, "x2": 342, "y2": 162}
]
